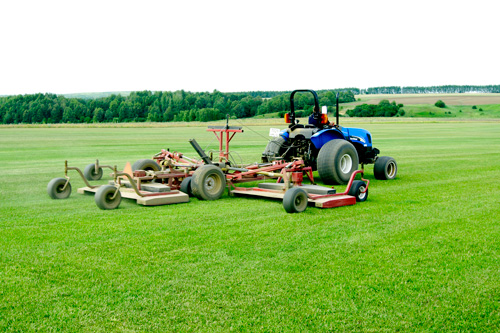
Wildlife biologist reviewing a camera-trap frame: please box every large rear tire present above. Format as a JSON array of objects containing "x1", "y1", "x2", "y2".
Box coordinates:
[
  {"x1": 191, "y1": 165, "x2": 226, "y2": 200},
  {"x1": 262, "y1": 136, "x2": 287, "y2": 162},
  {"x1": 132, "y1": 159, "x2": 160, "y2": 172},
  {"x1": 317, "y1": 140, "x2": 359, "y2": 185},
  {"x1": 374, "y1": 156, "x2": 397, "y2": 180},
  {"x1": 283, "y1": 187, "x2": 308, "y2": 213}
]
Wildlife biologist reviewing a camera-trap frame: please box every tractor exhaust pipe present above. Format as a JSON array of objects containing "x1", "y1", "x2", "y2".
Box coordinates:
[{"x1": 336, "y1": 92, "x2": 340, "y2": 127}]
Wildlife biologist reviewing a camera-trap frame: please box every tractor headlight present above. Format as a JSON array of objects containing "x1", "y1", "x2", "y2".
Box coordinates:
[{"x1": 350, "y1": 135, "x2": 365, "y2": 143}]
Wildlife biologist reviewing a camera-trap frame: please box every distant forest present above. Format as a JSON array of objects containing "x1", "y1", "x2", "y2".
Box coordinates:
[
  {"x1": 0, "y1": 90, "x2": 355, "y2": 124},
  {"x1": 361, "y1": 85, "x2": 500, "y2": 95},
  {"x1": 1, "y1": 85, "x2": 499, "y2": 124}
]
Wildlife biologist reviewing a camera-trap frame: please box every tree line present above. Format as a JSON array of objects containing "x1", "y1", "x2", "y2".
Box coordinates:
[
  {"x1": 0, "y1": 90, "x2": 355, "y2": 125},
  {"x1": 347, "y1": 100, "x2": 405, "y2": 118},
  {"x1": 2, "y1": 84, "x2": 499, "y2": 124},
  {"x1": 362, "y1": 85, "x2": 500, "y2": 94}
]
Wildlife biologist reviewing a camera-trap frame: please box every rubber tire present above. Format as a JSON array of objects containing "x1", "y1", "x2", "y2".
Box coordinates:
[
  {"x1": 132, "y1": 159, "x2": 160, "y2": 172},
  {"x1": 191, "y1": 165, "x2": 226, "y2": 200},
  {"x1": 374, "y1": 156, "x2": 397, "y2": 180},
  {"x1": 84, "y1": 163, "x2": 103, "y2": 181},
  {"x1": 262, "y1": 136, "x2": 287, "y2": 162},
  {"x1": 95, "y1": 185, "x2": 121, "y2": 210},
  {"x1": 283, "y1": 187, "x2": 308, "y2": 213},
  {"x1": 348, "y1": 180, "x2": 368, "y2": 202},
  {"x1": 180, "y1": 177, "x2": 193, "y2": 197},
  {"x1": 47, "y1": 177, "x2": 71, "y2": 199},
  {"x1": 317, "y1": 140, "x2": 359, "y2": 185}
]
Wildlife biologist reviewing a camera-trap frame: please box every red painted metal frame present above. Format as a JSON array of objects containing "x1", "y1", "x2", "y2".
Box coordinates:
[
  {"x1": 149, "y1": 126, "x2": 316, "y2": 190},
  {"x1": 207, "y1": 126, "x2": 243, "y2": 163},
  {"x1": 225, "y1": 160, "x2": 314, "y2": 190},
  {"x1": 317, "y1": 196, "x2": 356, "y2": 208},
  {"x1": 153, "y1": 149, "x2": 202, "y2": 166},
  {"x1": 306, "y1": 170, "x2": 369, "y2": 201},
  {"x1": 144, "y1": 124, "x2": 321, "y2": 192}
]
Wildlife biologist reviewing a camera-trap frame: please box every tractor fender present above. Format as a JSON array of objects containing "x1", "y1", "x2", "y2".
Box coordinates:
[
  {"x1": 310, "y1": 128, "x2": 346, "y2": 150},
  {"x1": 287, "y1": 128, "x2": 316, "y2": 140}
]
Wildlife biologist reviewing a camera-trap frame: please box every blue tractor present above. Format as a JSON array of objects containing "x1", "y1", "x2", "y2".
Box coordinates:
[{"x1": 262, "y1": 89, "x2": 397, "y2": 184}]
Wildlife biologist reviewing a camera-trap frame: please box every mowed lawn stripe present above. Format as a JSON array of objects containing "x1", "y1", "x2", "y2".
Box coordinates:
[{"x1": 1, "y1": 121, "x2": 499, "y2": 331}]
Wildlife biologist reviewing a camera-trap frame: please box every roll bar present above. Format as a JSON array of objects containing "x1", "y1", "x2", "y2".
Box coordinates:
[
  {"x1": 288, "y1": 89, "x2": 320, "y2": 125},
  {"x1": 287, "y1": 89, "x2": 340, "y2": 127}
]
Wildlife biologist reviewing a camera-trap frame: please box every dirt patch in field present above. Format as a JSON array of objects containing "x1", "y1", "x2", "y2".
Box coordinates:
[{"x1": 351, "y1": 94, "x2": 500, "y2": 106}]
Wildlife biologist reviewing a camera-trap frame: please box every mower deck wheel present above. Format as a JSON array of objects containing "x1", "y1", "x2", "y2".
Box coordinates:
[
  {"x1": 283, "y1": 187, "x2": 309, "y2": 213},
  {"x1": 95, "y1": 185, "x2": 122, "y2": 210},
  {"x1": 348, "y1": 180, "x2": 368, "y2": 202},
  {"x1": 84, "y1": 163, "x2": 103, "y2": 181},
  {"x1": 132, "y1": 159, "x2": 161, "y2": 172},
  {"x1": 47, "y1": 177, "x2": 72, "y2": 199},
  {"x1": 191, "y1": 165, "x2": 226, "y2": 200},
  {"x1": 180, "y1": 177, "x2": 193, "y2": 197}
]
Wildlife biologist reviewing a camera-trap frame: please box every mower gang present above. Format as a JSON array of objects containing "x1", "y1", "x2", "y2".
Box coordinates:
[{"x1": 48, "y1": 90, "x2": 397, "y2": 213}]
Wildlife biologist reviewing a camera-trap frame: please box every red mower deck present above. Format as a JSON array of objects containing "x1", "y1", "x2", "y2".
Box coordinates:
[{"x1": 230, "y1": 169, "x2": 368, "y2": 213}]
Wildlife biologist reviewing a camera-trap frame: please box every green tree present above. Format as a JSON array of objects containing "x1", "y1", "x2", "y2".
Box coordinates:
[
  {"x1": 346, "y1": 100, "x2": 402, "y2": 118},
  {"x1": 62, "y1": 107, "x2": 76, "y2": 123},
  {"x1": 104, "y1": 109, "x2": 114, "y2": 122},
  {"x1": 147, "y1": 103, "x2": 162, "y2": 122},
  {"x1": 435, "y1": 100, "x2": 446, "y2": 108},
  {"x1": 93, "y1": 107, "x2": 105, "y2": 123}
]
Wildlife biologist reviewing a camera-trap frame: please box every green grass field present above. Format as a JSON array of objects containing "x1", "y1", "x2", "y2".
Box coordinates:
[{"x1": 1, "y1": 120, "x2": 500, "y2": 331}]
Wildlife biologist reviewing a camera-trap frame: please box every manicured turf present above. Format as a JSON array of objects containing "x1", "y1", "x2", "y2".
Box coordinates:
[{"x1": 1, "y1": 120, "x2": 500, "y2": 331}]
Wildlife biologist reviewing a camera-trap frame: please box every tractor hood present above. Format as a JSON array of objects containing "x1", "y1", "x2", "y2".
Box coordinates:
[
  {"x1": 344, "y1": 127, "x2": 373, "y2": 148},
  {"x1": 310, "y1": 127, "x2": 373, "y2": 149}
]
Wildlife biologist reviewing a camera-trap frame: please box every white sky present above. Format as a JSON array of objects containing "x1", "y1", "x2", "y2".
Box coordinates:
[{"x1": 1, "y1": 0, "x2": 499, "y2": 95}]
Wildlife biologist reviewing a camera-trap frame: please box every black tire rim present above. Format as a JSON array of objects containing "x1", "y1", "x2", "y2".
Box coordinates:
[
  {"x1": 106, "y1": 192, "x2": 116, "y2": 204},
  {"x1": 57, "y1": 184, "x2": 65, "y2": 194},
  {"x1": 295, "y1": 192, "x2": 308, "y2": 211}
]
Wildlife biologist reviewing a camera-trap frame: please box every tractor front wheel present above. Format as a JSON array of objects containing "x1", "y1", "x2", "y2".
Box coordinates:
[
  {"x1": 317, "y1": 140, "x2": 359, "y2": 185},
  {"x1": 191, "y1": 165, "x2": 226, "y2": 200},
  {"x1": 95, "y1": 185, "x2": 122, "y2": 210},
  {"x1": 47, "y1": 177, "x2": 71, "y2": 199},
  {"x1": 374, "y1": 156, "x2": 397, "y2": 180},
  {"x1": 283, "y1": 187, "x2": 308, "y2": 213}
]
